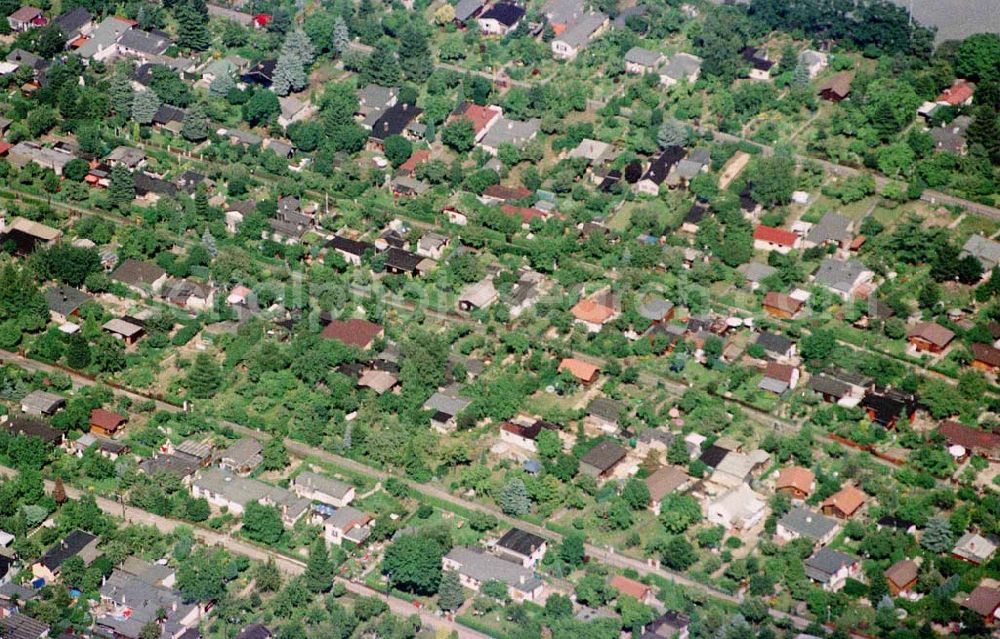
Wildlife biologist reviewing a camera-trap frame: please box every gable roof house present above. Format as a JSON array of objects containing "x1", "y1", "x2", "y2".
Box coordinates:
[
  {"x1": 861, "y1": 387, "x2": 918, "y2": 428},
  {"x1": 579, "y1": 440, "x2": 627, "y2": 479},
  {"x1": 908, "y1": 321, "x2": 956, "y2": 355},
  {"x1": 819, "y1": 72, "x2": 853, "y2": 102},
  {"x1": 110, "y1": 259, "x2": 168, "y2": 297},
  {"x1": 32, "y1": 530, "x2": 100, "y2": 584},
  {"x1": 423, "y1": 390, "x2": 473, "y2": 433},
  {"x1": 961, "y1": 584, "x2": 1000, "y2": 622},
  {"x1": 774, "y1": 466, "x2": 815, "y2": 500},
  {"x1": 44, "y1": 284, "x2": 92, "y2": 324},
  {"x1": 970, "y1": 341, "x2": 1000, "y2": 373},
  {"x1": 820, "y1": 485, "x2": 867, "y2": 519},
  {"x1": 645, "y1": 465, "x2": 691, "y2": 516},
  {"x1": 499, "y1": 416, "x2": 560, "y2": 453},
  {"x1": 4, "y1": 417, "x2": 64, "y2": 445},
  {"x1": 550, "y1": 10, "x2": 608, "y2": 60},
  {"x1": 55, "y1": 7, "x2": 94, "y2": 40},
  {"x1": 953, "y1": 532, "x2": 998, "y2": 565},
  {"x1": 277, "y1": 95, "x2": 318, "y2": 129},
  {"x1": 494, "y1": 528, "x2": 547, "y2": 568},
  {"x1": 116, "y1": 29, "x2": 172, "y2": 61},
  {"x1": 758, "y1": 362, "x2": 800, "y2": 395},
  {"x1": 0, "y1": 613, "x2": 48, "y2": 639},
  {"x1": 558, "y1": 357, "x2": 600, "y2": 385},
  {"x1": 659, "y1": 52, "x2": 703, "y2": 87},
  {"x1": 89, "y1": 408, "x2": 126, "y2": 438},
  {"x1": 76, "y1": 16, "x2": 134, "y2": 62},
  {"x1": 479, "y1": 117, "x2": 540, "y2": 156},
  {"x1": 776, "y1": 508, "x2": 839, "y2": 546},
  {"x1": 322, "y1": 506, "x2": 373, "y2": 546},
  {"x1": 292, "y1": 470, "x2": 355, "y2": 508},
  {"x1": 609, "y1": 574, "x2": 654, "y2": 605},
  {"x1": 938, "y1": 420, "x2": 1000, "y2": 461},
  {"x1": 710, "y1": 449, "x2": 770, "y2": 489},
  {"x1": 640, "y1": 612, "x2": 691, "y2": 639},
  {"x1": 20, "y1": 390, "x2": 66, "y2": 416},
  {"x1": 218, "y1": 438, "x2": 264, "y2": 475},
  {"x1": 798, "y1": 49, "x2": 828, "y2": 78},
  {"x1": 707, "y1": 483, "x2": 766, "y2": 531},
  {"x1": 8, "y1": 7, "x2": 44, "y2": 32},
  {"x1": 813, "y1": 257, "x2": 873, "y2": 300},
  {"x1": 625, "y1": 46, "x2": 665, "y2": 74},
  {"x1": 451, "y1": 101, "x2": 503, "y2": 143},
  {"x1": 571, "y1": 292, "x2": 619, "y2": 332},
  {"x1": 477, "y1": 2, "x2": 525, "y2": 36},
  {"x1": 803, "y1": 213, "x2": 853, "y2": 250},
  {"x1": 367, "y1": 102, "x2": 423, "y2": 150},
  {"x1": 936, "y1": 79, "x2": 975, "y2": 107},
  {"x1": 885, "y1": 559, "x2": 919, "y2": 597},
  {"x1": 320, "y1": 318, "x2": 384, "y2": 350},
  {"x1": 961, "y1": 234, "x2": 1000, "y2": 272},
  {"x1": 453, "y1": 0, "x2": 485, "y2": 24},
  {"x1": 458, "y1": 279, "x2": 498, "y2": 312},
  {"x1": 634, "y1": 146, "x2": 685, "y2": 196},
  {"x1": 805, "y1": 547, "x2": 860, "y2": 592},
  {"x1": 443, "y1": 546, "x2": 543, "y2": 602},
  {"x1": 755, "y1": 331, "x2": 795, "y2": 360},
  {"x1": 8, "y1": 141, "x2": 76, "y2": 175},
  {"x1": 585, "y1": 397, "x2": 624, "y2": 435},
  {"x1": 325, "y1": 236, "x2": 373, "y2": 267},
  {"x1": 741, "y1": 47, "x2": 775, "y2": 81},
  {"x1": 753, "y1": 225, "x2": 800, "y2": 253},
  {"x1": 192, "y1": 467, "x2": 310, "y2": 527},
  {"x1": 96, "y1": 569, "x2": 200, "y2": 639}
]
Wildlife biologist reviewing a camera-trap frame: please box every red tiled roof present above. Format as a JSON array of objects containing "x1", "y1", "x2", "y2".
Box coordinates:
[
  {"x1": 571, "y1": 298, "x2": 616, "y2": 324},
  {"x1": 822, "y1": 485, "x2": 866, "y2": 516},
  {"x1": 0, "y1": 141, "x2": 12, "y2": 156},
  {"x1": 764, "y1": 362, "x2": 797, "y2": 383},
  {"x1": 320, "y1": 318, "x2": 383, "y2": 349},
  {"x1": 484, "y1": 185, "x2": 532, "y2": 201},
  {"x1": 938, "y1": 420, "x2": 1000, "y2": 452},
  {"x1": 501, "y1": 204, "x2": 547, "y2": 225},
  {"x1": 775, "y1": 466, "x2": 814, "y2": 494},
  {"x1": 754, "y1": 225, "x2": 798, "y2": 247},
  {"x1": 455, "y1": 102, "x2": 502, "y2": 135},
  {"x1": 558, "y1": 358, "x2": 599, "y2": 382},
  {"x1": 962, "y1": 585, "x2": 1000, "y2": 617},
  {"x1": 937, "y1": 80, "x2": 975, "y2": 106},
  {"x1": 398, "y1": 149, "x2": 429, "y2": 173},
  {"x1": 609, "y1": 575, "x2": 651, "y2": 600}
]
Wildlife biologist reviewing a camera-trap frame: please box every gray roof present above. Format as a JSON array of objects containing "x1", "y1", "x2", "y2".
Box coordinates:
[
  {"x1": 117, "y1": 29, "x2": 172, "y2": 55},
  {"x1": 98, "y1": 569, "x2": 195, "y2": 639},
  {"x1": 580, "y1": 440, "x2": 627, "y2": 472},
  {"x1": 76, "y1": 17, "x2": 132, "y2": 58},
  {"x1": 638, "y1": 295, "x2": 674, "y2": 321},
  {"x1": 798, "y1": 50, "x2": 825, "y2": 66},
  {"x1": 738, "y1": 261, "x2": 777, "y2": 282},
  {"x1": 758, "y1": 376, "x2": 789, "y2": 394},
  {"x1": 813, "y1": 258, "x2": 868, "y2": 294},
  {"x1": 324, "y1": 506, "x2": 371, "y2": 542},
  {"x1": 120, "y1": 556, "x2": 175, "y2": 586},
  {"x1": 480, "y1": 117, "x2": 540, "y2": 150},
  {"x1": 106, "y1": 145, "x2": 146, "y2": 167},
  {"x1": 543, "y1": 0, "x2": 584, "y2": 24},
  {"x1": 55, "y1": 7, "x2": 92, "y2": 38},
  {"x1": 805, "y1": 212, "x2": 852, "y2": 246},
  {"x1": 358, "y1": 84, "x2": 397, "y2": 113},
  {"x1": 293, "y1": 470, "x2": 353, "y2": 501},
  {"x1": 445, "y1": 546, "x2": 542, "y2": 593},
  {"x1": 675, "y1": 158, "x2": 704, "y2": 180},
  {"x1": 21, "y1": 390, "x2": 65, "y2": 413},
  {"x1": 454, "y1": 0, "x2": 485, "y2": 21},
  {"x1": 194, "y1": 467, "x2": 310, "y2": 518},
  {"x1": 0, "y1": 613, "x2": 48, "y2": 639},
  {"x1": 755, "y1": 331, "x2": 792, "y2": 355},
  {"x1": 554, "y1": 12, "x2": 606, "y2": 48},
  {"x1": 962, "y1": 234, "x2": 1000, "y2": 270},
  {"x1": 808, "y1": 374, "x2": 850, "y2": 398},
  {"x1": 625, "y1": 47, "x2": 662, "y2": 67},
  {"x1": 45, "y1": 284, "x2": 92, "y2": 317},
  {"x1": 805, "y1": 547, "x2": 857, "y2": 582},
  {"x1": 588, "y1": 397, "x2": 624, "y2": 422},
  {"x1": 660, "y1": 53, "x2": 702, "y2": 80},
  {"x1": 423, "y1": 391, "x2": 472, "y2": 418},
  {"x1": 778, "y1": 508, "x2": 838, "y2": 541},
  {"x1": 175, "y1": 438, "x2": 212, "y2": 460},
  {"x1": 219, "y1": 438, "x2": 263, "y2": 469}
]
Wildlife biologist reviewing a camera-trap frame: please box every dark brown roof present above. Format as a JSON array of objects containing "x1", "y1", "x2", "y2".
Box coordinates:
[
  {"x1": 962, "y1": 585, "x2": 1000, "y2": 617},
  {"x1": 884, "y1": 559, "x2": 918, "y2": 589},
  {"x1": 907, "y1": 321, "x2": 955, "y2": 348},
  {"x1": 763, "y1": 292, "x2": 803, "y2": 313},
  {"x1": 972, "y1": 343, "x2": 1000, "y2": 367},
  {"x1": 320, "y1": 319, "x2": 383, "y2": 349},
  {"x1": 818, "y1": 72, "x2": 852, "y2": 98},
  {"x1": 938, "y1": 420, "x2": 1000, "y2": 452},
  {"x1": 580, "y1": 440, "x2": 627, "y2": 472},
  {"x1": 3, "y1": 418, "x2": 62, "y2": 445},
  {"x1": 111, "y1": 259, "x2": 166, "y2": 287}
]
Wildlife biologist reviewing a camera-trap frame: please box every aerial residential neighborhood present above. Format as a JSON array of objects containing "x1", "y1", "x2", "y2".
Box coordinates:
[{"x1": 0, "y1": 0, "x2": 997, "y2": 638}]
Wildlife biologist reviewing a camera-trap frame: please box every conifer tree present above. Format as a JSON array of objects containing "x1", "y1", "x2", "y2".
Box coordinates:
[
  {"x1": 920, "y1": 516, "x2": 954, "y2": 553},
  {"x1": 187, "y1": 352, "x2": 221, "y2": 398},
  {"x1": 131, "y1": 90, "x2": 161, "y2": 125},
  {"x1": 182, "y1": 103, "x2": 210, "y2": 142},
  {"x1": 437, "y1": 570, "x2": 465, "y2": 611},
  {"x1": 332, "y1": 17, "x2": 350, "y2": 57},
  {"x1": 304, "y1": 537, "x2": 333, "y2": 593},
  {"x1": 108, "y1": 164, "x2": 135, "y2": 210},
  {"x1": 109, "y1": 72, "x2": 134, "y2": 116},
  {"x1": 176, "y1": 0, "x2": 210, "y2": 51}
]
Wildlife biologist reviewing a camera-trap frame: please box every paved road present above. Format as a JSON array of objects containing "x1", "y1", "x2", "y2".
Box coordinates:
[{"x1": 0, "y1": 465, "x2": 487, "y2": 639}]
